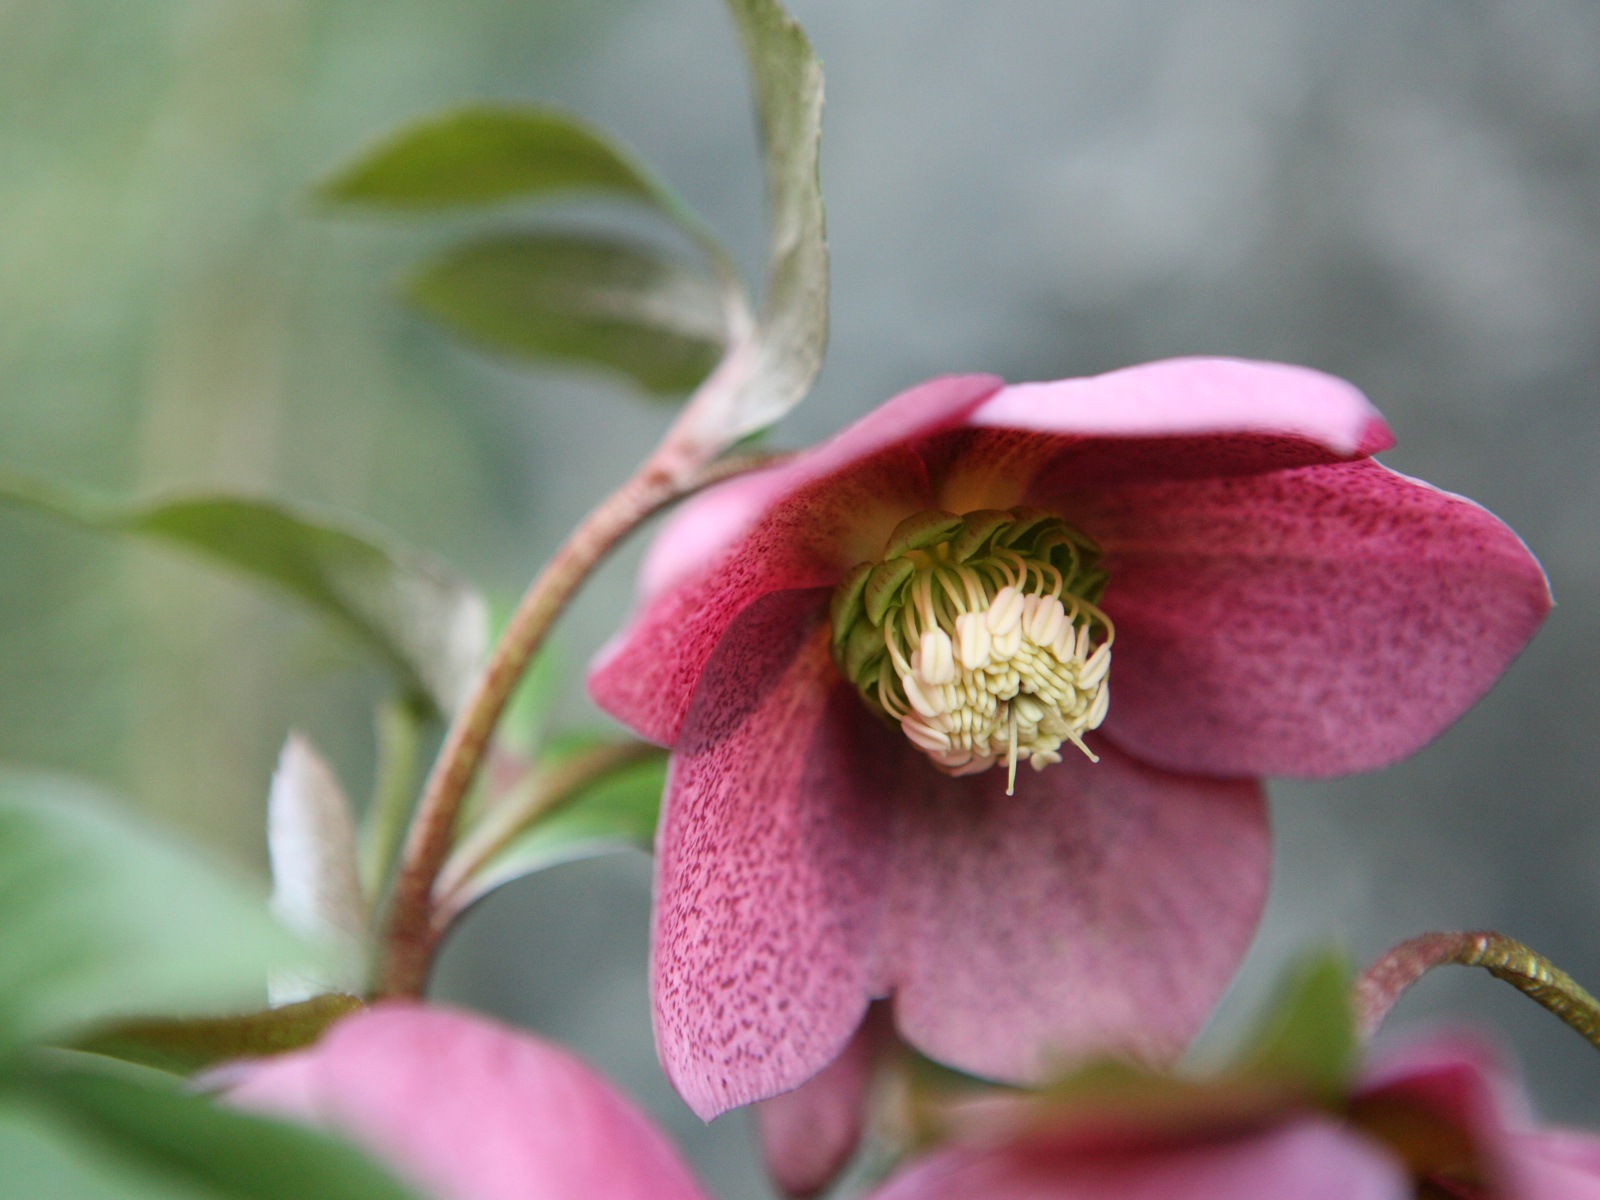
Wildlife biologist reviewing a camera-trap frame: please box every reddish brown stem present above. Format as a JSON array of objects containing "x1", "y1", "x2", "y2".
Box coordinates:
[
  {"x1": 1356, "y1": 930, "x2": 1600, "y2": 1051},
  {"x1": 376, "y1": 449, "x2": 781, "y2": 998}
]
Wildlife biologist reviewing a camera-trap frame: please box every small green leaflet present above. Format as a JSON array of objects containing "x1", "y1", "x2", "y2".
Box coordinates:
[
  {"x1": 453, "y1": 750, "x2": 667, "y2": 913},
  {"x1": 321, "y1": 105, "x2": 691, "y2": 224},
  {"x1": 1234, "y1": 950, "x2": 1360, "y2": 1102},
  {"x1": 17, "y1": 1057, "x2": 420, "y2": 1200},
  {"x1": 0, "y1": 474, "x2": 486, "y2": 717},
  {"x1": 0, "y1": 771, "x2": 314, "y2": 1048},
  {"x1": 409, "y1": 234, "x2": 727, "y2": 396}
]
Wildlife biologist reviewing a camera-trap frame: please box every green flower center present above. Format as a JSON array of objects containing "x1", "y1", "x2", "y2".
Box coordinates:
[{"x1": 829, "y1": 507, "x2": 1114, "y2": 793}]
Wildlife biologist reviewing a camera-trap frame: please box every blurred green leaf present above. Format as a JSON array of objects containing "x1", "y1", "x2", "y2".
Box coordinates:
[
  {"x1": 0, "y1": 476, "x2": 486, "y2": 716},
  {"x1": 409, "y1": 234, "x2": 726, "y2": 396},
  {"x1": 454, "y1": 747, "x2": 666, "y2": 910},
  {"x1": 73, "y1": 995, "x2": 364, "y2": 1077},
  {"x1": 1235, "y1": 950, "x2": 1359, "y2": 1101},
  {"x1": 28, "y1": 1058, "x2": 421, "y2": 1200},
  {"x1": 0, "y1": 1099, "x2": 213, "y2": 1200},
  {"x1": 321, "y1": 104, "x2": 680, "y2": 216},
  {"x1": 682, "y1": 0, "x2": 827, "y2": 446},
  {"x1": 0, "y1": 771, "x2": 313, "y2": 1048}
]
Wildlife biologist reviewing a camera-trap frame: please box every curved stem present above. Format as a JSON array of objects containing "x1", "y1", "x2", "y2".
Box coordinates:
[
  {"x1": 1356, "y1": 930, "x2": 1600, "y2": 1051},
  {"x1": 376, "y1": 448, "x2": 783, "y2": 998}
]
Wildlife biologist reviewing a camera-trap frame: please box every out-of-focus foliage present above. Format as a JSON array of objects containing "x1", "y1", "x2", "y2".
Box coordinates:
[
  {"x1": 319, "y1": 105, "x2": 682, "y2": 213},
  {"x1": 0, "y1": 772, "x2": 417, "y2": 1199},
  {"x1": 409, "y1": 233, "x2": 728, "y2": 395},
  {"x1": 0, "y1": 771, "x2": 310, "y2": 1046},
  {"x1": 0, "y1": 477, "x2": 486, "y2": 717}
]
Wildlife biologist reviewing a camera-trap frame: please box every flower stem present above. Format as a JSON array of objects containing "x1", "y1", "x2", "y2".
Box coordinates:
[
  {"x1": 376, "y1": 449, "x2": 780, "y2": 998},
  {"x1": 1356, "y1": 930, "x2": 1600, "y2": 1051}
]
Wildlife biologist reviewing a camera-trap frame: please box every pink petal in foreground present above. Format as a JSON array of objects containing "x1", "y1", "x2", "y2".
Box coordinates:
[
  {"x1": 1078, "y1": 459, "x2": 1551, "y2": 778},
  {"x1": 227, "y1": 1003, "x2": 710, "y2": 1200},
  {"x1": 866, "y1": 1120, "x2": 1409, "y2": 1200},
  {"x1": 593, "y1": 375, "x2": 1001, "y2": 746},
  {"x1": 653, "y1": 617, "x2": 893, "y2": 1119},
  {"x1": 884, "y1": 739, "x2": 1269, "y2": 1081},
  {"x1": 755, "y1": 1006, "x2": 891, "y2": 1197}
]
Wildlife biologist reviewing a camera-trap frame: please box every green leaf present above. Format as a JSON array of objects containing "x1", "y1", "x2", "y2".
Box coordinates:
[
  {"x1": 409, "y1": 234, "x2": 727, "y2": 396},
  {"x1": 684, "y1": 0, "x2": 827, "y2": 446},
  {"x1": 1234, "y1": 950, "x2": 1360, "y2": 1101},
  {"x1": 0, "y1": 770, "x2": 314, "y2": 1048},
  {"x1": 72, "y1": 995, "x2": 364, "y2": 1077},
  {"x1": 28, "y1": 1058, "x2": 421, "y2": 1200},
  {"x1": 322, "y1": 104, "x2": 679, "y2": 216},
  {"x1": 0, "y1": 1098, "x2": 214, "y2": 1200},
  {"x1": 0, "y1": 474, "x2": 486, "y2": 716},
  {"x1": 455, "y1": 748, "x2": 666, "y2": 910}
]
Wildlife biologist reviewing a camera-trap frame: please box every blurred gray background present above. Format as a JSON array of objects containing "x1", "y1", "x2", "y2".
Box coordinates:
[{"x1": 1, "y1": 2, "x2": 1597, "y2": 1196}]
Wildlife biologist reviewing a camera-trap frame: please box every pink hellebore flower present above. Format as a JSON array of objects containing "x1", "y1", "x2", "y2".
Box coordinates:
[
  {"x1": 872, "y1": 1037, "x2": 1600, "y2": 1200},
  {"x1": 226, "y1": 1003, "x2": 711, "y2": 1200},
  {"x1": 590, "y1": 359, "x2": 1550, "y2": 1119}
]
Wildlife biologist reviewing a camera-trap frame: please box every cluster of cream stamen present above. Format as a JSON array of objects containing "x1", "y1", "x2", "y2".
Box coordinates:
[{"x1": 831, "y1": 509, "x2": 1114, "y2": 794}]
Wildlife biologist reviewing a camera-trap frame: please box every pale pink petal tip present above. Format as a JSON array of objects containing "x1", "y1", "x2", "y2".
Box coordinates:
[
  {"x1": 227, "y1": 1002, "x2": 711, "y2": 1200},
  {"x1": 972, "y1": 357, "x2": 1392, "y2": 457}
]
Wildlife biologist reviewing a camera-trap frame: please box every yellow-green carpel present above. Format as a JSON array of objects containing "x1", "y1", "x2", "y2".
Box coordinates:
[{"x1": 829, "y1": 507, "x2": 1115, "y2": 794}]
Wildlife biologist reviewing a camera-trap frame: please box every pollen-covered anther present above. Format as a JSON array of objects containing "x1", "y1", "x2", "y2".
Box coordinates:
[{"x1": 830, "y1": 506, "x2": 1115, "y2": 795}]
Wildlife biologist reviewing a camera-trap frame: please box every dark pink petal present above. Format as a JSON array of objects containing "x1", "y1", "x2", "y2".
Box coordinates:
[
  {"x1": 883, "y1": 740, "x2": 1268, "y2": 1081},
  {"x1": 653, "y1": 620, "x2": 894, "y2": 1119},
  {"x1": 1076, "y1": 459, "x2": 1551, "y2": 778},
  {"x1": 755, "y1": 1005, "x2": 891, "y2": 1197},
  {"x1": 227, "y1": 1003, "x2": 710, "y2": 1200},
  {"x1": 971, "y1": 358, "x2": 1392, "y2": 459},
  {"x1": 1355, "y1": 1034, "x2": 1531, "y2": 1198},
  {"x1": 592, "y1": 375, "x2": 1001, "y2": 746},
  {"x1": 865, "y1": 1120, "x2": 1409, "y2": 1200}
]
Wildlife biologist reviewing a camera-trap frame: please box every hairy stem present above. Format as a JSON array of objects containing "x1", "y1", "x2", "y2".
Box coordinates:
[
  {"x1": 1356, "y1": 930, "x2": 1600, "y2": 1051},
  {"x1": 376, "y1": 449, "x2": 781, "y2": 998}
]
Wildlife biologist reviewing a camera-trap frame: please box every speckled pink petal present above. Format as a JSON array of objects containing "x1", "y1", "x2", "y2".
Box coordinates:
[
  {"x1": 970, "y1": 358, "x2": 1392, "y2": 458},
  {"x1": 756, "y1": 1006, "x2": 890, "y2": 1197},
  {"x1": 226, "y1": 1003, "x2": 710, "y2": 1200},
  {"x1": 884, "y1": 740, "x2": 1268, "y2": 1082},
  {"x1": 865, "y1": 1120, "x2": 1408, "y2": 1200},
  {"x1": 652, "y1": 621, "x2": 894, "y2": 1119},
  {"x1": 1071, "y1": 458, "x2": 1550, "y2": 778},
  {"x1": 592, "y1": 375, "x2": 1001, "y2": 746}
]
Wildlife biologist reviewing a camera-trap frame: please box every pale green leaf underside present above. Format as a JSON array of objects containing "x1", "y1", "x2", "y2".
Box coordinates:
[
  {"x1": 714, "y1": 0, "x2": 828, "y2": 442},
  {"x1": 458, "y1": 753, "x2": 667, "y2": 909},
  {"x1": 409, "y1": 234, "x2": 727, "y2": 396},
  {"x1": 0, "y1": 475, "x2": 486, "y2": 716},
  {"x1": 0, "y1": 772, "x2": 312, "y2": 1047}
]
